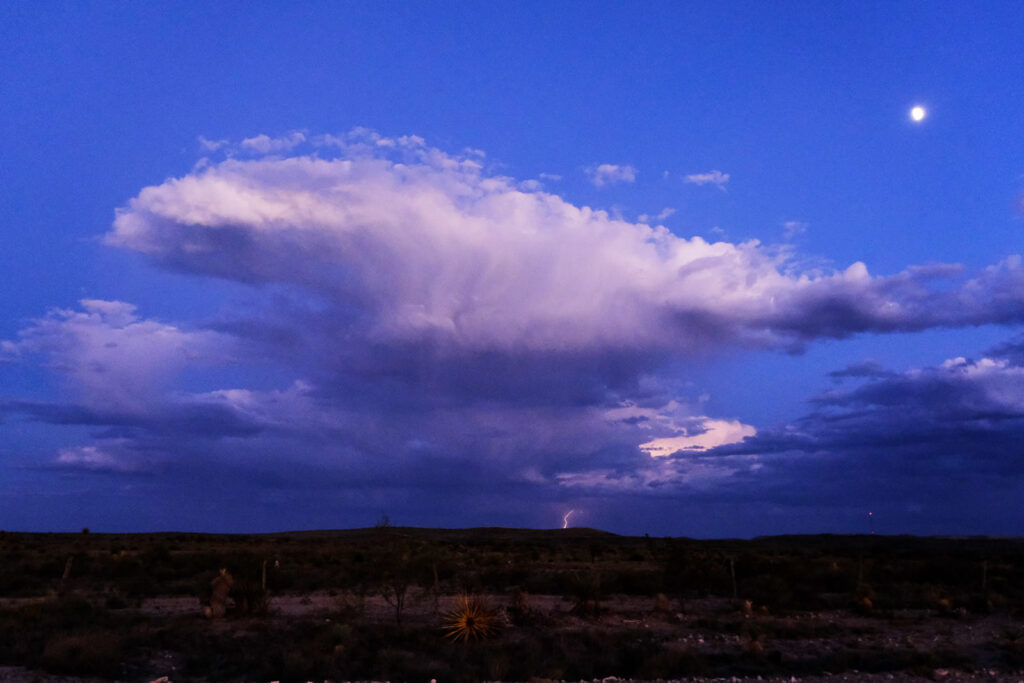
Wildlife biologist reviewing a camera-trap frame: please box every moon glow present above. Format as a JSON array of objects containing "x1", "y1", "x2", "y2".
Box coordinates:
[{"x1": 910, "y1": 106, "x2": 927, "y2": 122}]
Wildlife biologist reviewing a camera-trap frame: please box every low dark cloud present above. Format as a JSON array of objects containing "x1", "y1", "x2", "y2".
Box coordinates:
[
  {"x1": 828, "y1": 360, "x2": 895, "y2": 380},
  {"x1": 708, "y1": 345, "x2": 1024, "y2": 531},
  {"x1": 988, "y1": 334, "x2": 1024, "y2": 365},
  {"x1": 11, "y1": 399, "x2": 265, "y2": 439}
]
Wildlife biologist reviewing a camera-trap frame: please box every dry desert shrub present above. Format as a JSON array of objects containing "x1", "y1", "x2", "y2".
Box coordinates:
[
  {"x1": 442, "y1": 594, "x2": 496, "y2": 642},
  {"x1": 204, "y1": 568, "x2": 233, "y2": 619}
]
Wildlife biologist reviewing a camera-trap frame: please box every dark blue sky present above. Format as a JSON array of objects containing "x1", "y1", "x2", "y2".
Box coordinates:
[{"x1": 2, "y1": 1, "x2": 1023, "y2": 536}]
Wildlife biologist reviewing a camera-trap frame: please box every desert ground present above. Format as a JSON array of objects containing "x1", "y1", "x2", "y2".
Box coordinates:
[{"x1": 1, "y1": 528, "x2": 1023, "y2": 681}]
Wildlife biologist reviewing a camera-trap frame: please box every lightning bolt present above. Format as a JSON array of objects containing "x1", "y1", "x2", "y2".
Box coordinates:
[{"x1": 562, "y1": 509, "x2": 575, "y2": 529}]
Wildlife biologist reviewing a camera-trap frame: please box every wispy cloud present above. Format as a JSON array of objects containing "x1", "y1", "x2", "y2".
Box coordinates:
[
  {"x1": 586, "y1": 163, "x2": 637, "y2": 187},
  {"x1": 638, "y1": 207, "x2": 676, "y2": 224},
  {"x1": 198, "y1": 136, "x2": 229, "y2": 153},
  {"x1": 54, "y1": 444, "x2": 151, "y2": 474},
  {"x1": 783, "y1": 220, "x2": 807, "y2": 239},
  {"x1": 685, "y1": 170, "x2": 729, "y2": 190},
  {"x1": 240, "y1": 131, "x2": 307, "y2": 154}
]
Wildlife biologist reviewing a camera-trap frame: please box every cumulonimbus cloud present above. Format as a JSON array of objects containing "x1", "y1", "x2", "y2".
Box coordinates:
[{"x1": 4, "y1": 130, "x2": 1024, "y2": 532}]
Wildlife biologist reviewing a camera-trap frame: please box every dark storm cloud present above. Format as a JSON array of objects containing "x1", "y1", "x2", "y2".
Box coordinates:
[
  {"x1": 756, "y1": 259, "x2": 1024, "y2": 346},
  {"x1": 987, "y1": 334, "x2": 1024, "y2": 365},
  {"x1": 10, "y1": 399, "x2": 265, "y2": 439},
  {"x1": 828, "y1": 360, "x2": 895, "y2": 380},
  {"x1": 707, "y1": 345, "x2": 1024, "y2": 525}
]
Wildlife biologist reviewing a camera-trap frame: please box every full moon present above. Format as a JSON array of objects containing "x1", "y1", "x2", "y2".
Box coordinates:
[{"x1": 910, "y1": 105, "x2": 927, "y2": 122}]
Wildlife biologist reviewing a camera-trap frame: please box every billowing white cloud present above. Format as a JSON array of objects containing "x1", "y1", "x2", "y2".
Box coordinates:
[
  {"x1": 640, "y1": 419, "x2": 757, "y2": 457},
  {"x1": 586, "y1": 163, "x2": 637, "y2": 187},
  {"x1": 603, "y1": 399, "x2": 755, "y2": 457},
  {"x1": 8, "y1": 300, "x2": 224, "y2": 411},
  {"x1": 107, "y1": 135, "x2": 1024, "y2": 357},
  {"x1": 685, "y1": 170, "x2": 729, "y2": 189}
]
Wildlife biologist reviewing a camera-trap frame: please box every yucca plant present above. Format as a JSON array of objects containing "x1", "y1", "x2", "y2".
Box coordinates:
[{"x1": 442, "y1": 594, "x2": 496, "y2": 643}]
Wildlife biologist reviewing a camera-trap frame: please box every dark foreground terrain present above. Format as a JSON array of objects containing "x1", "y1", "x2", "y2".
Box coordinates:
[{"x1": 1, "y1": 527, "x2": 1024, "y2": 682}]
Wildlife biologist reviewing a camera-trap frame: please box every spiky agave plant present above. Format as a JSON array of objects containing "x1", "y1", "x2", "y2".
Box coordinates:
[{"x1": 442, "y1": 594, "x2": 496, "y2": 642}]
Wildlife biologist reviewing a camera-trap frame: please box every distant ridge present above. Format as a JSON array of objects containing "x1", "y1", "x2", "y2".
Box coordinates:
[
  {"x1": 266, "y1": 526, "x2": 621, "y2": 542},
  {"x1": 6, "y1": 528, "x2": 1022, "y2": 544}
]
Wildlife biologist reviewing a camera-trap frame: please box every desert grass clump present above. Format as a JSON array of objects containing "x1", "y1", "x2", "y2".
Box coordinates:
[
  {"x1": 855, "y1": 582, "x2": 875, "y2": 613},
  {"x1": 565, "y1": 570, "x2": 603, "y2": 617},
  {"x1": 442, "y1": 594, "x2": 496, "y2": 643},
  {"x1": 652, "y1": 592, "x2": 672, "y2": 613}
]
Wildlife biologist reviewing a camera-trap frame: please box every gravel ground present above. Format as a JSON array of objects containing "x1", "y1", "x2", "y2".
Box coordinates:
[{"x1": 4, "y1": 592, "x2": 1024, "y2": 681}]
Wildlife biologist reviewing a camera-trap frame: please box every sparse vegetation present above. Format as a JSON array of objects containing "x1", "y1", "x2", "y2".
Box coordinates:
[{"x1": 0, "y1": 529, "x2": 1022, "y2": 680}]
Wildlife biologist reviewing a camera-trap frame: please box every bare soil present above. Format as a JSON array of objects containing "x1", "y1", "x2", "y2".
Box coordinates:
[{"x1": 5, "y1": 591, "x2": 1022, "y2": 681}]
